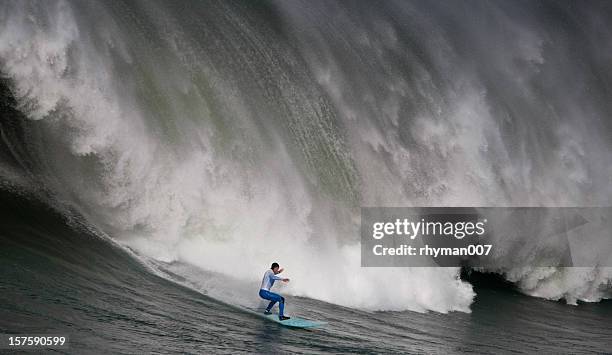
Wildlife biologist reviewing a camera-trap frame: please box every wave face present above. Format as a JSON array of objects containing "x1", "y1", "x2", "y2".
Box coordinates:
[{"x1": 1, "y1": 0, "x2": 611, "y2": 311}]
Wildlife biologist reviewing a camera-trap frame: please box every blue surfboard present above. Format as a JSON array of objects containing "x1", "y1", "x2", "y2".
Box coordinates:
[{"x1": 246, "y1": 308, "x2": 326, "y2": 329}]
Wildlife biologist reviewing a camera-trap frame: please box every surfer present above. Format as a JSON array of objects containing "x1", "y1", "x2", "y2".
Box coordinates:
[{"x1": 259, "y1": 262, "x2": 291, "y2": 321}]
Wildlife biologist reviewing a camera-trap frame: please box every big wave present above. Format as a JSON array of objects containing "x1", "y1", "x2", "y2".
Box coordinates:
[{"x1": 1, "y1": 0, "x2": 611, "y2": 312}]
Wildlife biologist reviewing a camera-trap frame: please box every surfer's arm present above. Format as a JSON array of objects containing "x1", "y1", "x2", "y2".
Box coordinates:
[{"x1": 270, "y1": 275, "x2": 289, "y2": 282}]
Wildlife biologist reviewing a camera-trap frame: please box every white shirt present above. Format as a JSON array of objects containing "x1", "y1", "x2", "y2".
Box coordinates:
[{"x1": 260, "y1": 269, "x2": 283, "y2": 291}]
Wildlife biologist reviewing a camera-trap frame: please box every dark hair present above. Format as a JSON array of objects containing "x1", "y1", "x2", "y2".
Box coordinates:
[{"x1": 271, "y1": 262, "x2": 279, "y2": 269}]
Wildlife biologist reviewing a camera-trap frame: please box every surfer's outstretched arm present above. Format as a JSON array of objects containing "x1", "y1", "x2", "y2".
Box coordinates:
[{"x1": 271, "y1": 275, "x2": 289, "y2": 282}]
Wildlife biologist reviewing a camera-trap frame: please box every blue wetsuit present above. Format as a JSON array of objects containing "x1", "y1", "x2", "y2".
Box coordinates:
[{"x1": 259, "y1": 269, "x2": 285, "y2": 319}]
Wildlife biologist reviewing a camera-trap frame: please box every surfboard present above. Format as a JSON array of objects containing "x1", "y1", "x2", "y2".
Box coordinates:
[
  {"x1": 246, "y1": 308, "x2": 326, "y2": 329},
  {"x1": 261, "y1": 313, "x2": 325, "y2": 328}
]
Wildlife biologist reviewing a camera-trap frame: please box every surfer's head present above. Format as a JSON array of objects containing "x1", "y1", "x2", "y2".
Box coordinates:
[{"x1": 271, "y1": 262, "x2": 280, "y2": 273}]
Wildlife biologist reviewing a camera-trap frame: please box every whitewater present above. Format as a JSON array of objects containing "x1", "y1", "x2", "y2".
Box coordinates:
[{"x1": 1, "y1": 0, "x2": 611, "y2": 318}]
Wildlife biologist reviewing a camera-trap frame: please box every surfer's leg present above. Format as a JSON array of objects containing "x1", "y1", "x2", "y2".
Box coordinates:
[
  {"x1": 266, "y1": 300, "x2": 277, "y2": 311},
  {"x1": 278, "y1": 296, "x2": 285, "y2": 318},
  {"x1": 263, "y1": 292, "x2": 284, "y2": 318},
  {"x1": 267, "y1": 292, "x2": 283, "y2": 314},
  {"x1": 261, "y1": 291, "x2": 288, "y2": 321}
]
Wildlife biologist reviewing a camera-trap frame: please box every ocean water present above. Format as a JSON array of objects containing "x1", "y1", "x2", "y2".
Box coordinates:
[{"x1": 1, "y1": 0, "x2": 612, "y2": 353}]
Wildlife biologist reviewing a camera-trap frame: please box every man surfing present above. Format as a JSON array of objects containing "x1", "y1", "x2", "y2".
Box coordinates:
[{"x1": 259, "y1": 262, "x2": 290, "y2": 321}]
